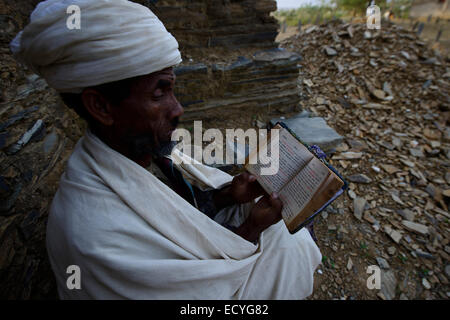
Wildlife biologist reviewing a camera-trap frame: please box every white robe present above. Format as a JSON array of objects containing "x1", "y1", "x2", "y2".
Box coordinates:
[{"x1": 46, "y1": 129, "x2": 322, "y2": 299}]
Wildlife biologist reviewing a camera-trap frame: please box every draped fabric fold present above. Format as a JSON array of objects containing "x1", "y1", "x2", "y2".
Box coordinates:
[
  {"x1": 46, "y1": 130, "x2": 322, "y2": 299},
  {"x1": 10, "y1": 0, "x2": 182, "y2": 93}
]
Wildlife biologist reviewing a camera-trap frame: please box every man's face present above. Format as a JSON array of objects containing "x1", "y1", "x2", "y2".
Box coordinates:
[{"x1": 110, "y1": 67, "x2": 183, "y2": 158}]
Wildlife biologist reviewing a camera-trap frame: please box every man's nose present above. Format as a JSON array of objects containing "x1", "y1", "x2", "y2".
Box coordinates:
[{"x1": 170, "y1": 95, "x2": 184, "y2": 118}]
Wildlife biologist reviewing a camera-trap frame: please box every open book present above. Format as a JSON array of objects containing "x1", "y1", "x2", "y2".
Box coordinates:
[{"x1": 245, "y1": 123, "x2": 346, "y2": 234}]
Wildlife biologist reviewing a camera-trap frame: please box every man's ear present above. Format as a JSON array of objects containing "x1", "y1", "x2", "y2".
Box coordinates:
[{"x1": 81, "y1": 88, "x2": 115, "y2": 126}]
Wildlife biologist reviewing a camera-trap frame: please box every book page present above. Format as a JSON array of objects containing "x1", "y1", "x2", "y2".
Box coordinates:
[
  {"x1": 279, "y1": 157, "x2": 330, "y2": 224},
  {"x1": 286, "y1": 172, "x2": 344, "y2": 232},
  {"x1": 247, "y1": 126, "x2": 313, "y2": 194}
]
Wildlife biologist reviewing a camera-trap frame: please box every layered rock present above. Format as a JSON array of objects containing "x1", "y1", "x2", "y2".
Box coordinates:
[
  {"x1": 139, "y1": 0, "x2": 279, "y2": 49},
  {"x1": 132, "y1": 0, "x2": 302, "y2": 122},
  {"x1": 174, "y1": 48, "x2": 301, "y2": 121}
]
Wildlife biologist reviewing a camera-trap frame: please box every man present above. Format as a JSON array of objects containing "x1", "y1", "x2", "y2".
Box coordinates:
[{"x1": 11, "y1": 0, "x2": 321, "y2": 299}]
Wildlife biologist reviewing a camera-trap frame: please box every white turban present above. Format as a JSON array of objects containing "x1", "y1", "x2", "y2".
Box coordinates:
[{"x1": 10, "y1": 0, "x2": 182, "y2": 93}]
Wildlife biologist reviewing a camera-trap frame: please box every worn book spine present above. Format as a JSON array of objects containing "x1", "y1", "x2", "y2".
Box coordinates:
[{"x1": 286, "y1": 173, "x2": 344, "y2": 232}]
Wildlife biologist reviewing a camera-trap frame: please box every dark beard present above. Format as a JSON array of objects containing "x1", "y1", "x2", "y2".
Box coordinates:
[
  {"x1": 123, "y1": 133, "x2": 176, "y2": 160},
  {"x1": 152, "y1": 140, "x2": 177, "y2": 158}
]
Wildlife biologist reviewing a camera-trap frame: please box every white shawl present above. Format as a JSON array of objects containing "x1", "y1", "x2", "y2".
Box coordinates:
[{"x1": 46, "y1": 130, "x2": 321, "y2": 299}]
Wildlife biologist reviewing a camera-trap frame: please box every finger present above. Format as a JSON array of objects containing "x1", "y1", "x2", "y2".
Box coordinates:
[
  {"x1": 260, "y1": 187, "x2": 270, "y2": 197},
  {"x1": 270, "y1": 192, "x2": 283, "y2": 211},
  {"x1": 235, "y1": 172, "x2": 249, "y2": 183},
  {"x1": 249, "y1": 179, "x2": 265, "y2": 193},
  {"x1": 232, "y1": 173, "x2": 244, "y2": 185},
  {"x1": 243, "y1": 172, "x2": 257, "y2": 184},
  {"x1": 256, "y1": 194, "x2": 270, "y2": 205}
]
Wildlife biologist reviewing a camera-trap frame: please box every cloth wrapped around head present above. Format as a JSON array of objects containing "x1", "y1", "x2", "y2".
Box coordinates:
[{"x1": 10, "y1": 0, "x2": 182, "y2": 93}]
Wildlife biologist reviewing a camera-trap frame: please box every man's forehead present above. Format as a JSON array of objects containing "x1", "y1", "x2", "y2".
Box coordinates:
[
  {"x1": 133, "y1": 68, "x2": 175, "y2": 89},
  {"x1": 148, "y1": 67, "x2": 174, "y2": 80},
  {"x1": 151, "y1": 67, "x2": 175, "y2": 78}
]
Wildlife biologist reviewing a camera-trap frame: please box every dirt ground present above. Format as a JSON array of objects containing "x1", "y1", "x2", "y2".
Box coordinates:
[{"x1": 206, "y1": 20, "x2": 450, "y2": 300}]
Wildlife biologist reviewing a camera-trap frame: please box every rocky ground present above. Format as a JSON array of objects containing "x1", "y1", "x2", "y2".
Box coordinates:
[
  {"x1": 278, "y1": 20, "x2": 450, "y2": 300},
  {"x1": 1, "y1": 1, "x2": 449, "y2": 299},
  {"x1": 184, "y1": 19, "x2": 450, "y2": 300}
]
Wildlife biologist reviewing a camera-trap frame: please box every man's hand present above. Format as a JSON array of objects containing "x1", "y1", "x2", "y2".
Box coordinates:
[
  {"x1": 213, "y1": 172, "x2": 266, "y2": 210},
  {"x1": 229, "y1": 172, "x2": 265, "y2": 204},
  {"x1": 235, "y1": 193, "x2": 283, "y2": 243}
]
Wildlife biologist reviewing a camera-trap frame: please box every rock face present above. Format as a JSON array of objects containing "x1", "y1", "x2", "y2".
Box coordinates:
[
  {"x1": 139, "y1": 0, "x2": 279, "y2": 50},
  {"x1": 380, "y1": 270, "x2": 397, "y2": 300},
  {"x1": 175, "y1": 49, "x2": 301, "y2": 121},
  {"x1": 353, "y1": 197, "x2": 367, "y2": 221},
  {"x1": 140, "y1": 0, "x2": 302, "y2": 120}
]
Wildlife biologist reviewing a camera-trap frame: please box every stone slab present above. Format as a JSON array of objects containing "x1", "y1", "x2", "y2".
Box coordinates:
[{"x1": 271, "y1": 117, "x2": 343, "y2": 151}]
